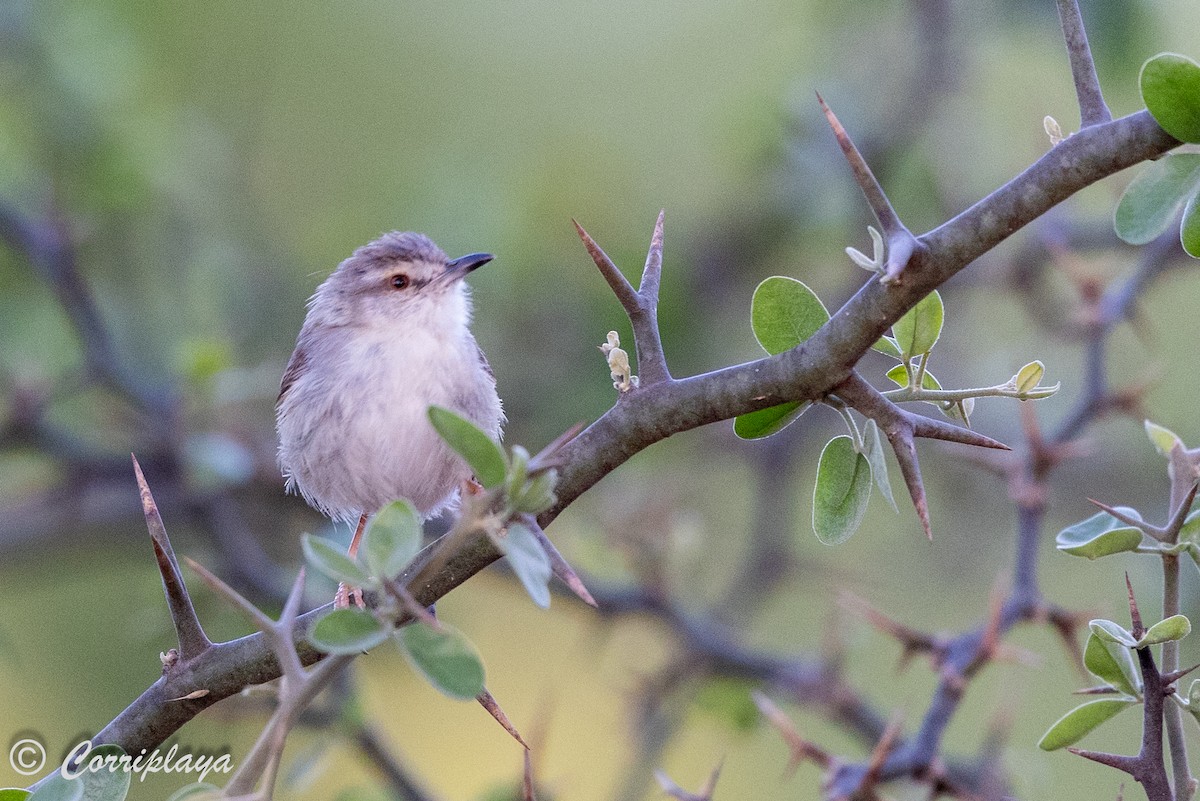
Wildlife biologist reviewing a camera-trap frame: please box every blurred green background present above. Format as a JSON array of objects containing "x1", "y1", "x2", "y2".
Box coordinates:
[{"x1": 2, "y1": 1, "x2": 1200, "y2": 799}]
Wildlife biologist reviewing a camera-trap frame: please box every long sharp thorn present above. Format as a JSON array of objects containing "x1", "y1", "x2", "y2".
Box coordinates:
[
  {"x1": 1166, "y1": 480, "x2": 1200, "y2": 538},
  {"x1": 639, "y1": 209, "x2": 665, "y2": 299},
  {"x1": 815, "y1": 93, "x2": 902, "y2": 236},
  {"x1": 910, "y1": 415, "x2": 1011, "y2": 450},
  {"x1": 572, "y1": 219, "x2": 639, "y2": 312},
  {"x1": 887, "y1": 432, "x2": 933, "y2": 539},
  {"x1": 1066, "y1": 747, "x2": 1139, "y2": 775},
  {"x1": 1125, "y1": 573, "x2": 1144, "y2": 639},
  {"x1": 525, "y1": 516, "x2": 597, "y2": 607},
  {"x1": 133, "y1": 454, "x2": 212, "y2": 660},
  {"x1": 1161, "y1": 662, "x2": 1200, "y2": 686},
  {"x1": 477, "y1": 688, "x2": 530, "y2": 749}
]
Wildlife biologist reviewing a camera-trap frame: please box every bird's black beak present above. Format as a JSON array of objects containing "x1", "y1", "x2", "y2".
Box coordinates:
[{"x1": 446, "y1": 252, "x2": 494, "y2": 278}]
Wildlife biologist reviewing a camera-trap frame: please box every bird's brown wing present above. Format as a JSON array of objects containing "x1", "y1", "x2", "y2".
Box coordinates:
[{"x1": 277, "y1": 345, "x2": 308, "y2": 408}]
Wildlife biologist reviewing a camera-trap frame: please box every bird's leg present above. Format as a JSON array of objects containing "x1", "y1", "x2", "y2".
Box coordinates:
[{"x1": 335, "y1": 512, "x2": 369, "y2": 609}]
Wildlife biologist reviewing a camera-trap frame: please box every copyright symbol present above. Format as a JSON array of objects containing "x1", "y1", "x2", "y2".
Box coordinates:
[{"x1": 8, "y1": 738, "x2": 46, "y2": 776}]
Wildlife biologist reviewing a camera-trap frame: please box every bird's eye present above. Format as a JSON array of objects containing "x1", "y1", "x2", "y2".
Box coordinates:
[{"x1": 390, "y1": 274, "x2": 409, "y2": 290}]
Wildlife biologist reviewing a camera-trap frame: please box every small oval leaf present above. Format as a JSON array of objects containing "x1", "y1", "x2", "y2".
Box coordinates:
[
  {"x1": 1089, "y1": 619, "x2": 1137, "y2": 648},
  {"x1": 1083, "y1": 632, "x2": 1141, "y2": 698},
  {"x1": 749, "y1": 276, "x2": 830, "y2": 355},
  {"x1": 1145, "y1": 419, "x2": 1183, "y2": 457},
  {"x1": 1137, "y1": 614, "x2": 1192, "y2": 647},
  {"x1": 1182, "y1": 192, "x2": 1200, "y2": 258},
  {"x1": 427, "y1": 406, "x2": 507, "y2": 489},
  {"x1": 399, "y1": 622, "x2": 486, "y2": 700},
  {"x1": 364, "y1": 500, "x2": 422, "y2": 581},
  {"x1": 862, "y1": 419, "x2": 898, "y2": 513},
  {"x1": 733, "y1": 400, "x2": 812, "y2": 440},
  {"x1": 310, "y1": 608, "x2": 390, "y2": 655},
  {"x1": 1114, "y1": 154, "x2": 1200, "y2": 244},
  {"x1": 302, "y1": 533, "x2": 373, "y2": 588},
  {"x1": 1037, "y1": 698, "x2": 1137, "y2": 751},
  {"x1": 872, "y1": 335, "x2": 903, "y2": 359},
  {"x1": 1056, "y1": 524, "x2": 1143, "y2": 560},
  {"x1": 1141, "y1": 52, "x2": 1200, "y2": 143},
  {"x1": 1014, "y1": 360, "x2": 1045, "y2": 394},
  {"x1": 812, "y1": 436, "x2": 873, "y2": 546},
  {"x1": 498, "y1": 523, "x2": 552, "y2": 609},
  {"x1": 891, "y1": 290, "x2": 944, "y2": 358},
  {"x1": 26, "y1": 777, "x2": 82, "y2": 801},
  {"x1": 1056, "y1": 509, "x2": 1145, "y2": 559},
  {"x1": 1181, "y1": 511, "x2": 1200, "y2": 544}
]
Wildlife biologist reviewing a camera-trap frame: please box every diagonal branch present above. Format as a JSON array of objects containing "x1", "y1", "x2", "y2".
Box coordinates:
[
  {"x1": 133, "y1": 455, "x2": 212, "y2": 662},
  {"x1": 1055, "y1": 0, "x2": 1112, "y2": 128},
  {"x1": 574, "y1": 213, "x2": 673, "y2": 386},
  {"x1": 57, "y1": 108, "x2": 1180, "y2": 770}
]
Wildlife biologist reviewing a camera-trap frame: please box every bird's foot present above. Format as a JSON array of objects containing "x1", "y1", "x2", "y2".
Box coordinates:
[{"x1": 335, "y1": 582, "x2": 365, "y2": 610}]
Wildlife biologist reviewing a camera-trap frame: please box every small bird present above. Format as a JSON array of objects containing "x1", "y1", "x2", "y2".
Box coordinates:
[{"x1": 276, "y1": 232, "x2": 504, "y2": 606}]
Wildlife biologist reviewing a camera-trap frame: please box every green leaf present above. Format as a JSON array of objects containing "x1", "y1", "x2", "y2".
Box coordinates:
[
  {"x1": 498, "y1": 523, "x2": 552, "y2": 608},
  {"x1": 514, "y1": 470, "x2": 557, "y2": 514},
  {"x1": 399, "y1": 622, "x2": 486, "y2": 700},
  {"x1": 26, "y1": 780, "x2": 81, "y2": 801},
  {"x1": 1083, "y1": 632, "x2": 1141, "y2": 698},
  {"x1": 1114, "y1": 154, "x2": 1200, "y2": 244},
  {"x1": 74, "y1": 744, "x2": 132, "y2": 801},
  {"x1": 1141, "y1": 52, "x2": 1200, "y2": 143},
  {"x1": 891, "y1": 290, "x2": 944, "y2": 358},
  {"x1": 1055, "y1": 516, "x2": 1143, "y2": 561},
  {"x1": 1056, "y1": 509, "x2": 1145, "y2": 560},
  {"x1": 1182, "y1": 192, "x2": 1200, "y2": 258},
  {"x1": 861, "y1": 419, "x2": 898, "y2": 513},
  {"x1": 1137, "y1": 614, "x2": 1192, "y2": 647},
  {"x1": 872, "y1": 335, "x2": 903, "y2": 359},
  {"x1": 1037, "y1": 698, "x2": 1137, "y2": 751},
  {"x1": 812, "y1": 435, "x2": 873, "y2": 546},
  {"x1": 749, "y1": 276, "x2": 830, "y2": 355},
  {"x1": 1145, "y1": 419, "x2": 1183, "y2": 457},
  {"x1": 310, "y1": 608, "x2": 390, "y2": 655},
  {"x1": 885, "y1": 364, "x2": 943, "y2": 393},
  {"x1": 733, "y1": 400, "x2": 812, "y2": 440},
  {"x1": 427, "y1": 406, "x2": 507, "y2": 489},
  {"x1": 1014, "y1": 360, "x2": 1045, "y2": 394},
  {"x1": 0, "y1": 792, "x2": 32, "y2": 801},
  {"x1": 164, "y1": 786, "x2": 221, "y2": 801},
  {"x1": 302, "y1": 533, "x2": 374, "y2": 588},
  {"x1": 1181, "y1": 511, "x2": 1200, "y2": 543},
  {"x1": 364, "y1": 500, "x2": 422, "y2": 581},
  {"x1": 1090, "y1": 619, "x2": 1137, "y2": 648}
]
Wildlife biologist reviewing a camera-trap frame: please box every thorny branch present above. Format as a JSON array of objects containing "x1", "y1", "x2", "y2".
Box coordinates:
[{"x1": 5, "y1": 6, "x2": 1197, "y2": 799}]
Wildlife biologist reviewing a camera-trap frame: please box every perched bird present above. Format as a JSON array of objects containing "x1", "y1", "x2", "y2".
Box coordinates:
[{"x1": 276, "y1": 232, "x2": 504, "y2": 606}]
